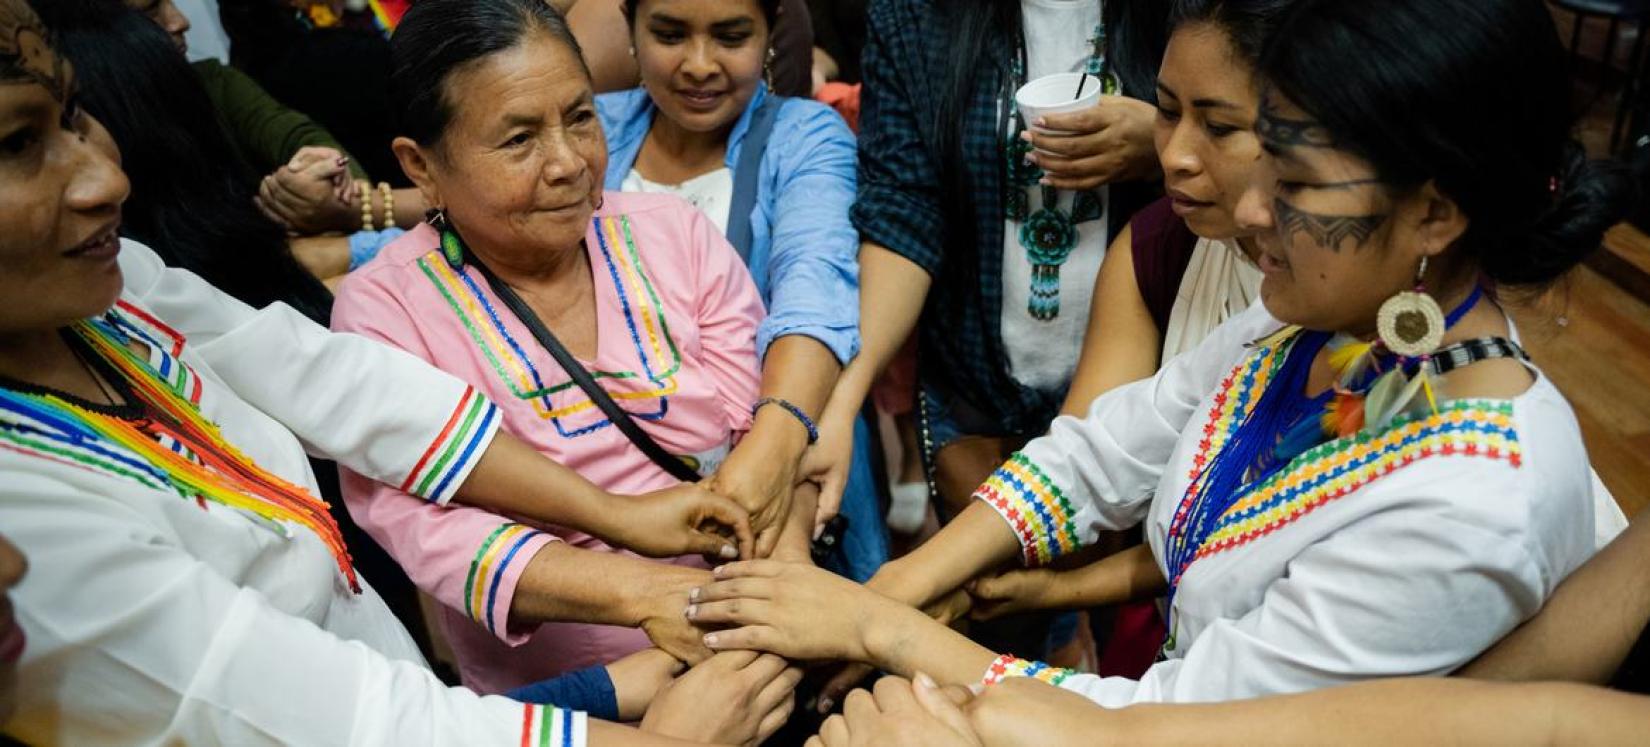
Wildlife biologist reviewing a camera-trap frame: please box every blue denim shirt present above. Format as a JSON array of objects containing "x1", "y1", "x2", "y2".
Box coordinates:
[{"x1": 598, "y1": 84, "x2": 862, "y2": 364}]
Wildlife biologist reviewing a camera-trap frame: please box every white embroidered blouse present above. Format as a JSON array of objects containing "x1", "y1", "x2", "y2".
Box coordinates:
[
  {"x1": 977, "y1": 299, "x2": 1597, "y2": 706},
  {"x1": 0, "y1": 241, "x2": 584, "y2": 746}
]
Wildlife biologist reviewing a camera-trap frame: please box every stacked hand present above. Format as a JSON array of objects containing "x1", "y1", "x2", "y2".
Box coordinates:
[
  {"x1": 641, "y1": 652, "x2": 802, "y2": 746},
  {"x1": 809, "y1": 674, "x2": 981, "y2": 747},
  {"x1": 706, "y1": 436, "x2": 803, "y2": 559},
  {"x1": 608, "y1": 482, "x2": 754, "y2": 561},
  {"x1": 254, "y1": 146, "x2": 358, "y2": 235}
]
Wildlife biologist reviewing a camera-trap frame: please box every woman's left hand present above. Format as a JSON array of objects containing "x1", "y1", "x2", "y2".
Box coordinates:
[
  {"x1": 1023, "y1": 96, "x2": 1161, "y2": 191},
  {"x1": 808, "y1": 674, "x2": 982, "y2": 747},
  {"x1": 688, "y1": 560, "x2": 899, "y2": 662}
]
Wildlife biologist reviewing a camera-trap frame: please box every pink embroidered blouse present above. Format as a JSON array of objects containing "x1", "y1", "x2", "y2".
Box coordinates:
[{"x1": 332, "y1": 192, "x2": 764, "y2": 693}]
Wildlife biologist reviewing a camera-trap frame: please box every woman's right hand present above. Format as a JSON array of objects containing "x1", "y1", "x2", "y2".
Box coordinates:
[
  {"x1": 606, "y1": 483, "x2": 753, "y2": 561},
  {"x1": 808, "y1": 674, "x2": 982, "y2": 747},
  {"x1": 688, "y1": 560, "x2": 901, "y2": 663},
  {"x1": 639, "y1": 651, "x2": 801, "y2": 747}
]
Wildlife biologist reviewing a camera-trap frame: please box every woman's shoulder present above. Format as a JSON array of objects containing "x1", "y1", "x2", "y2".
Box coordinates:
[
  {"x1": 597, "y1": 190, "x2": 704, "y2": 221},
  {"x1": 595, "y1": 87, "x2": 653, "y2": 130}
]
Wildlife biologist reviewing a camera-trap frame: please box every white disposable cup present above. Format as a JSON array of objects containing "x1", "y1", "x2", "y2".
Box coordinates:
[{"x1": 1015, "y1": 72, "x2": 1103, "y2": 132}]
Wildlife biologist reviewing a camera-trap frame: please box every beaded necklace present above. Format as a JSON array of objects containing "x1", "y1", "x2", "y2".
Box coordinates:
[
  {"x1": 1003, "y1": 17, "x2": 1116, "y2": 321},
  {"x1": 0, "y1": 316, "x2": 359, "y2": 592},
  {"x1": 1161, "y1": 288, "x2": 1489, "y2": 649}
]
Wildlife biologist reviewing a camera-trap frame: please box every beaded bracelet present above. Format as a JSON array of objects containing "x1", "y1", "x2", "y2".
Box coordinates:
[
  {"x1": 378, "y1": 182, "x2": 395, "y2": 229},
  {"x1": 357, "y1": 180, "x2": 375, "y2": 232},
  {"x1": 753, "y1": 397, "x2": 818, "y2": 444},
  {"x1": 980, "y1": 654, "x2": 1077, "y2": 687}
]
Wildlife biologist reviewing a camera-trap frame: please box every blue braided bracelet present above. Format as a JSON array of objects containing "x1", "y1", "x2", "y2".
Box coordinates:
[{"x1": 754, "y1": 397, "x2": 819, "y2": 444}]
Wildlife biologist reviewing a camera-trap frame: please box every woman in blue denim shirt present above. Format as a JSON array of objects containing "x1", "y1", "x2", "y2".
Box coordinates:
[{"x1": 596, "y1": 0, "x2": 885, "y2": 579}]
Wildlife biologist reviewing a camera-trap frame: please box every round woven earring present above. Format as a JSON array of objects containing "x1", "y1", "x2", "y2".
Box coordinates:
[{"x1": 1376, "y1": 255, "x2": 1445, "y2": 357}]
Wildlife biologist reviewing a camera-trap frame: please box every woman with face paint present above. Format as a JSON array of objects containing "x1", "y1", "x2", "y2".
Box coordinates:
[{"x1": 679, "y1": 0, "x2": 1636, "y2": 710}]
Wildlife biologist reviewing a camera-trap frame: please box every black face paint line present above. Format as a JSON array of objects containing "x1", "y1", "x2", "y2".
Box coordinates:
[
  {"x1": 0, "y1": 1, "x2": 69, "y2": 103},
  {"x1": 1274, "y1": 197, "x2": 1389, "y2": 252},
  {"x1": 1255, "y1": 104, "x2": 1334, "y2": 150}
]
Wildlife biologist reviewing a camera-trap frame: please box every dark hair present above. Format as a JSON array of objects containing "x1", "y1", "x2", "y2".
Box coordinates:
[
  {"x1": 33, "y1": 0, "x2": 333, "y2": 325},
  {"x1": 621, "y1": 0, "x2": 783, "y2": 33},
  {"x1": 1168, "y1": 0, "x2": 1295, "y2": 67},
  {"x1": 1261, "y1": 0, "x2": 1637, "y2": 287},
  {"x1": 393, "y1": 0, "x2": 587, "y2": 146}
]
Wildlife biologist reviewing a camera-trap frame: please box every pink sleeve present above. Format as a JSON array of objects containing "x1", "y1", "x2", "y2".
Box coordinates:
[
  {"x1": 685, "y1": 205, "x2": 765, "y2": 434},
  {"x1": 332, "y1": 268, "x2": 557, "y2": 644}
]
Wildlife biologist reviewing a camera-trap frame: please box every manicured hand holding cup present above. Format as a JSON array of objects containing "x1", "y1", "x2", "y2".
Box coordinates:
[{"x1": 1022, "y1": 95, "x2": 1160, "y2": 191}]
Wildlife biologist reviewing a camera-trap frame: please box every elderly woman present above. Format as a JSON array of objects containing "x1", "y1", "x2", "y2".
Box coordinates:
[
  {"x1": 0, "y1": 0, "x2": 796, "y2": 742},
  {"x1": 597, "y1": 0, "x2": 878, "y2": 573},
  {"x1": 332, "y1": 0, "x2": 781, "y2": 692}
]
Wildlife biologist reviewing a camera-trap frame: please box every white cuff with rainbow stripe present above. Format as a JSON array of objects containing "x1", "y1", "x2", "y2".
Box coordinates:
[{"x1": 972, "y1": 452, "x2": 1082, "y2": 567}]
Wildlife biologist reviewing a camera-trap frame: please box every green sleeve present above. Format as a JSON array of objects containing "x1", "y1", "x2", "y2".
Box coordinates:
[{"x1": 192, "y1": 59, "x2": 371, "y2": 181}]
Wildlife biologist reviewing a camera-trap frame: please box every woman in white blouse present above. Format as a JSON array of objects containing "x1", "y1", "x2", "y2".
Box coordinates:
[
  {"x1": 0, "y1": 1, "x2": 790, "y2": 743},
  {"x1": 678, "y1": 0, "x2": 1636, "y2": 710}
]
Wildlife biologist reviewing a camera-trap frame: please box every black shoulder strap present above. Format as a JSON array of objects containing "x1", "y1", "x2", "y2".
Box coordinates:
[
  {"x1": 463, "y1": 248, "x2": 703, "y2": 483},
  {"x1": 725, "y1": 95, "x2": 783, "y2": 260}
]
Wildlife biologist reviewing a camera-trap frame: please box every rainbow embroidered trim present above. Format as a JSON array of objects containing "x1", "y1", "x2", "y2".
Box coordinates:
[
  {"x1": 417, "y1": 215, "x2": 681, "y2": 439},
  {"x1": 981, "y1": 655, "x2": 1076, "y2": 687},
  {"x1": 519, "y1": 704, "x2": 583, "y2": 747},
  {"x1": 399, "y1": 386, "x2": 499, "y2": 505},
  {"x1": 973, "y1": 452, "x2": 1083, "y2": 567},
  {"x1": 1193, "y1": 400, "x2": 1521, "y2": 561},
  {"x1": 111, "y1": 300, "x2": 201, "y2": 404},
  {"x1": 464, "y1": 523, "x2": 546, "y2": 634}
]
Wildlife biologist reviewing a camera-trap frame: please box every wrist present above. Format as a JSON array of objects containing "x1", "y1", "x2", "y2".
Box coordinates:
[
  {"x1": 630, "y1": 567, "x2": 712, "y2": 627},
  {"x1": 748, "y1": 407, "x2": 811, "y2": 462}
]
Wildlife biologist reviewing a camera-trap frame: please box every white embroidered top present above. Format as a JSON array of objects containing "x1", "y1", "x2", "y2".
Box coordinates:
[
  {"x1": 977, "y1": 299, "x2": 1598, "y2": 706},
  {"x1": 0, "y1": 241, "x2": 585, "y2": 746}
]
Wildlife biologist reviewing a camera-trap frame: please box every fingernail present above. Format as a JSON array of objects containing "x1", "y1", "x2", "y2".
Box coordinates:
[
  {"x1": 1034, "y1": 117, "x2": 1047, "y2": 128},
  {"x1": 812, "y1": 524, "x2": 825, "y2": 541},
  {"x1": 689, "y1": 587, "x2": 701, "y2": 601},
  {"x1": 1039, "y1": 177, "x2": 1051, "y2": 186},
  {"x1": 968, "y1": 682, "x2": 987, "y2": 696},
  {"x1": 685, "y1": 604, "x2": 698, "y2": 619},
  {"x1": 720, "y1": 544, "x2": 738, "y2": 559},
  {"x1": 713, "y1": 565, "x2": 726, "y2": 577},
  {"x1": 915, "y1": 672, "x2": 937, "y2": 690},
  {"x1": 817, "y1": 697, "x2": 834, "y2": 714},
  {"x1": 703, "y1": 633, "x2": 719, "y2": 647},
  {"x1": 1019, "y1": 131, "x2": 1033, "y2": 142}
]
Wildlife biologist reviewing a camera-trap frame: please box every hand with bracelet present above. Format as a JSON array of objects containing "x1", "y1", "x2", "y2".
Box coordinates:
[{"x1": 706, "y1": 335, "x2": 840, "y2": 559}]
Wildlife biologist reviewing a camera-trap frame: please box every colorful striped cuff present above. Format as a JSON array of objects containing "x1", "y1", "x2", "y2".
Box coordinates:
[
  {"x1": 519, "y1": 704, "x2": 585, "y2": 747},
  {"x1": 972, "y1": 452, "x2": 1082, "y2": 567},
  {"x1": 402, "y1": 387, "x2": 501, "y2": 505},
  {"x1": 464, "y1": 523, "x2": 547, "y2": 636},
  {"x1": 980, "y1": 654, "x2": 1076, "y2": 688}
]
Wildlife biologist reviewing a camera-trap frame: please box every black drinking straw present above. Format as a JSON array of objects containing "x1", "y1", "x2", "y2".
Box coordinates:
[{"x1": 1073, "y1": 73, "x2": 1088, "y2": 100}]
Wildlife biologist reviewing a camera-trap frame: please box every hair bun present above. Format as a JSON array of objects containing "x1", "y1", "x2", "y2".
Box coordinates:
[{"x1": 1485, "y1": 140, "x2": 1639, "y2": 286}]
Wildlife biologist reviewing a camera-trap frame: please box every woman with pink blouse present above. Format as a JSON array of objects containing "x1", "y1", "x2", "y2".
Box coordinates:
[{"x1": 331, "y1": 0, "x2": 769, "y2": 693}]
